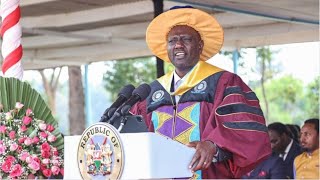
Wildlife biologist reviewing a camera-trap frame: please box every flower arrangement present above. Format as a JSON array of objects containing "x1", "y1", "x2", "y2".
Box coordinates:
[{"x1": 0, "y1": 102, "x2": 64, "y2": 179}]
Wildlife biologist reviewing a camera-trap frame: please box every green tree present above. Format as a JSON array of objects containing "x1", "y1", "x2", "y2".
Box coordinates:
[
  {"x1": 254, "y1": 75, "x2": 304, "y2": 124},
  {"x1": 103, "y1": 57, "x2": 157, "y2": 101},
  {"x1": 38, "y1": 67, "x2": 62, "y2": 116},
  {"x1": 255, "y1": 47, "x2": 281, "y2": 119},
  {"x1": 301, "y1": 76, "x2": 319, "y2": 120}
]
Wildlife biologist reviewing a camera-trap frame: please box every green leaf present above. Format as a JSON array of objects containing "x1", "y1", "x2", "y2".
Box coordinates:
[{"x1": 28, "y1": 128, "x2": 38, "y2": 138}]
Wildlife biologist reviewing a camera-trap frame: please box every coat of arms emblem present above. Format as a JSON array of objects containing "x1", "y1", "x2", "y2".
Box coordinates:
[
  {"x1": 85, "y1": 137, "x2": 113, "y2": 175},
  {"x1": 78, "y1": 123, "x2": 124, "y2": 179}
]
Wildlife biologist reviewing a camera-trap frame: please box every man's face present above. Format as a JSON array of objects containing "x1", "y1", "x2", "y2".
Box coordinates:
[
  {"x1": 300, "y1": 123, "x2": 319, "y2": 152},
  {"x1": 268, "y1": 130, "x2": 287, "y2": 153},
  {"x1": 167, "y1": 25, "x2": 203, "y2": 74}
]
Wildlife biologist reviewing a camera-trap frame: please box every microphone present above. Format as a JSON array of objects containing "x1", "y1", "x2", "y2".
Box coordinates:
[
  {"x1": 108, "y1": 83, "x2": 151, "y2": 125},
  {"x1": 100, "y1": 84, "x2": 135, "y2": 122}
]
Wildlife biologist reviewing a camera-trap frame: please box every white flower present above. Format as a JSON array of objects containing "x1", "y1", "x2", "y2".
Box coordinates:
[
  {"x1": 42, "y1": 158, "x2": 50, "y2": 165},
  {"x1": 9, "y1": 143, "x2": 18, "y2": 151},
  {"x1": 26, "y1": 156, "x2": 32, "y2": 164},
  {"x1": 47, "y1": 135, "x2": 57, "y2": 142},
  {"x1": 38, "y1": 122, "x2": 47, "y2": 131},
  {"x1": 24, "y1": 138, "x2": 33, "y2": 146},
  {"x1": 15, "y1": 102, "x2": 24, "y2": 110},
  {"x1": 5, "y1": 112, "x2": 13, "y2": 121},
  {"x1": 52, "y1": 159, "x2": 59, "y2": 166}
]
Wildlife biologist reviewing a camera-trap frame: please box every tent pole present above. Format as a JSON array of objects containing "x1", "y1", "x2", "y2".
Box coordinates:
[
  {"x1": 84, "y1": 64, "x2": 92, "y2": 127},
  {"x1": 232, "y1": 49, "x2": 239, "y2": 74}
]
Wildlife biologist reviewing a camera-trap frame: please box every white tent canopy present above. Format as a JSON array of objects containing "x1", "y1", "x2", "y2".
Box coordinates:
[{"x1": 1, "y1": 0, "x2": 319, "y2": 70}]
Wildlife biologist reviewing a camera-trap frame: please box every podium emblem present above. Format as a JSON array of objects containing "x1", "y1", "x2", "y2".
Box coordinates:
[{"x1": 78, "y1": 123, "x2": 124, "y2": 179}]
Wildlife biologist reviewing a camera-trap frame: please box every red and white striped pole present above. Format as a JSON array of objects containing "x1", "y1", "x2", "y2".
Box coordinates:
[{"x1": 0, "y1": 0, "x2": 23, "y2": 80}]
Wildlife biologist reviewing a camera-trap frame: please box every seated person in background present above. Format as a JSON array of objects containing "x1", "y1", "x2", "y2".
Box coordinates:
[
  {"x1": 286, "y1": 124, "x2": 300, "y2": 143},
  {"x1": 242, "y1": 123, "x2": 294, "y2": 179},
  {"x1": 268, "y1": 122, "x2": 302, "y2": 178},
  {"x1": 294, "y1": 118, "x2": 319, "y2": 179},
  {"x1": 242, "y1": 153, "x2": 287, "y2": 179}
]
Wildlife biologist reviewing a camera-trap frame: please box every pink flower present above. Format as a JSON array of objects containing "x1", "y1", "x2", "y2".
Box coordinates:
[
  {"x1": 0, "y1": 144, "x2": 6, "y2": 155},
  {"x1": 60, "y1": 168, "x2": 64, "y2": 176},
  {"x1": 28, "y1": 159, "x2": 40, "y2": 171},
  {"x1": 42, "y1": 158, "x2": 50, "y2": 165},
  {"x1": 0, "y1": 125, "x2": 6, "y2": 134},
  {"x1": 52, "y1": 149, "x2": 59, "y2": 156},
  {"x1": 47, "y1": 135, "x2": 57, "y2": 142},
  {"x1": 5, "y1": 112, "x2": 13, "y2": 120},
  {"x1": 20, "y1": 125, "x2": 27, "y2": 132},
  {"x1": 46, "y1": 124, "x2": 55, "y2": 132},
  {"x1": 9, "y1": 164, "x2": 23, "y2": 178},
  {"x1": 32, "y1": 136, "x2": 40, "y2": 144},
  {"x1": 1, "y1": 159, "x2": 12, "y2": 173},
  {"x1": 51, "y1": 147, "x2": 59, "y2": 157},
  {"x1": 26, "y1": 156, "x2": 32, "y2": 164},
  {"x1": 39, "y1": 123, "x2": 47, "y2": 131},
  {"x1": 19, "y1": 151, "x2": 30, "y2": 161},
  {"x1": 41, "y1": 142, "x2": 51, "y2": 152},
  {"x1": 0, "y1": 140, "x2": 3, "y2": 144},
  {"x1": 15, "y1": 102, "x2": 24, "y2": 110},
  {"x1": 24, "y1": 137, "x2": 33, "y2": 146},
  {"x1": 42, "y1": 168, "x2": 52, "y2": 178},
  {"x1": 9, "y1": 131, "x2": 16, "y2": 139},
  {"x1": 9, "y1": 143, "x2": 18, "y2": 151},
  {"x1": 27, "y1": 174, "x2": 36, "y2": 179},
  {"x1": 26, "y1": 108, "x2": 33, "y2": 116},
  {"x1": 33, "y1": 156, "x2": 40, "y2": 164},
  {"x1": 18, "y1": 137, "x2": 26, "y2": 144},
  {"x1": 52, "y1": 159, "x2": 60, "y2": 166},
  {"x1": 17, "y1": 145, "x2": 22, "y2": 153},
  {"x1": 6, "y1": 155, "x2": 16, "y2": 163},
  {"x1": 39, "y1": 132, "x2": 48, "y2": 138},
  {"x1": 51, "y1": 165, "x2": 60, "y2": 175},
  {"x1": 40, "y1": 163, "x2": 47, "y2": 171},
  {"x1": 22, "y1": 116, "x2": 32, "y2": 125},
  {"x1": 41, "y1": 150, "x2": 50, "y2": 158}
]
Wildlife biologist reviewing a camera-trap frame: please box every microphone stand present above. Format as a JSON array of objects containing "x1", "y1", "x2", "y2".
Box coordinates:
[
  {"x1": 116, "y1": 104, "x2": 132, "y2": 131},
  {"x1": 100, "y1": 102, "x2": 149, "y2": 133},
  {"x1": 117, "y1": 116, "x2": 129, "y2": 132}
]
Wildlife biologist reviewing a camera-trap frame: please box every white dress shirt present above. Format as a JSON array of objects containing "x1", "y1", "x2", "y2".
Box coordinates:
[
  {"x1": 173, "y1": 70, "x2": 184, "y2": 103},
  {"x1": 280, "y1": 139, "x2": 293, "y2": 161},
  {"x1": 171, "y1": 64, "x2": 198, "y2": 103}
]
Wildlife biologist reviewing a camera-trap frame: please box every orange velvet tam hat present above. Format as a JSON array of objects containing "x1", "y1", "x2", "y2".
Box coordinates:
[{"x1": 146, "y1": 7, "x2": 224, "y2": 63}]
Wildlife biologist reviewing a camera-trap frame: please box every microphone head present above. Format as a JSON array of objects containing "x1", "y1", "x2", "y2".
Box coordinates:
[
  {"x1": 132, "y1": 83, "x2": 151, "y2": 101},
  {"x1": 118, "y1": 84, "x2": 135, "y2": 99}
]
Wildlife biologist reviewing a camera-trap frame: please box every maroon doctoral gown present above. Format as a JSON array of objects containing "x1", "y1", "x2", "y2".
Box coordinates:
[{"x1": 131, "y1": 61, "x2": 271, "y2": 179}]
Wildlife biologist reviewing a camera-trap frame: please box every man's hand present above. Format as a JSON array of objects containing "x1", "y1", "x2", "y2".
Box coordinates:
[{"x1": 187, "y1": 141, "x2": 217, "y2": 172}]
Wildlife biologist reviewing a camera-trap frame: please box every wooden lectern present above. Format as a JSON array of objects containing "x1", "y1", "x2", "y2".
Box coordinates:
[{"x1": 64, "y1": 132, "x2": 195, "y2": 179}]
